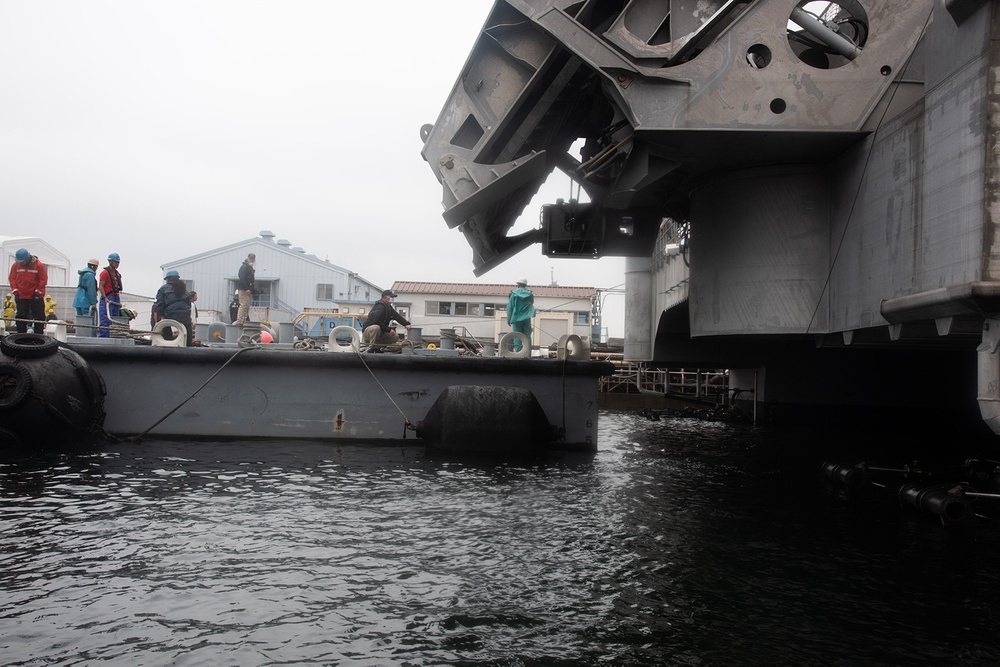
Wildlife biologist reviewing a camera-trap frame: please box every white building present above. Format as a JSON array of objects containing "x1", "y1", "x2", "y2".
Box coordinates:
[
  {"x1": 391, "y1": 281, "x2": 598, "y2": 348},
  {"x1": 1, "y1": 236, "x2": 72, "y2": 287},
  {"x1": 161, "y1": 231, "x2": 383, "y2": 324}
]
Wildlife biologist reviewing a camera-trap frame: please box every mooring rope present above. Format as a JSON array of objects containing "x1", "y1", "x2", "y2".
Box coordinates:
[
  {"x1": 7, "y1": 317, "x2": 154, "y2": 340},
  {"x1": 128, "y1": 345, "x2": 258, "y2": 443},
  {"x1": 354, "y1": 349, "x2": 415, "y2": 435}
]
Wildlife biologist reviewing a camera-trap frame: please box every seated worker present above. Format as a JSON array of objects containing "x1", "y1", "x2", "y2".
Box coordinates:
[{"x1": 361, "y1": 289, "x2": 410, "y2": 351}]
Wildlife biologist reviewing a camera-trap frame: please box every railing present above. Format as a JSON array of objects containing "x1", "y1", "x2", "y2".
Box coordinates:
[{"x1": 600, "y1": 362, "x2": 729, "y2": 403}]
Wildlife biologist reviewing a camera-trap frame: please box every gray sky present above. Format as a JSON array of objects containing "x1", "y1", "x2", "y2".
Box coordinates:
[{"x1": 0, "y1": 1, "x2": 626, "y2": 336}]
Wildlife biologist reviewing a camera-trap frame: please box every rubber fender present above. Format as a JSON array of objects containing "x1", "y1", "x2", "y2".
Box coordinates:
[
  {"x1": 152, "y1": 319, "x2": 187, "y2": 347},
  {"x1": 1, "y1": 333, "x2": 60, "y2": 360},
  {"x1": 0, "y1": 346, "x2": 106, "y2": 447},
  {"x1": 0, "y1": 363, "x2": 32, "y2": 409},
  {"x1": 498, "y1": 332, "x2": 530, "y2": 358},
  {"x1": 415, "y1": 385, "x2": 554, "y2": 453},
  {"x1": 328, "y1": 325, "x2": 360, "y2": 353}
]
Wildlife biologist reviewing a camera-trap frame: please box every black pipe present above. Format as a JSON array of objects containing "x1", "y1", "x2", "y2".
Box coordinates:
[{"x1": 898, "y1": 482, "x2": 970, "y2": 525}]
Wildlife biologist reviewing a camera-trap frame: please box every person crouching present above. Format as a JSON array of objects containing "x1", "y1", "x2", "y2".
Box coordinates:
[{"x1": 154, "y1": 270, "x2": 194, "y2": 346}]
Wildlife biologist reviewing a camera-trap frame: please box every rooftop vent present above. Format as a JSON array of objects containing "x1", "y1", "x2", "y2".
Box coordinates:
[
  {"x1": 277, "y1": 239, "x2": 291, "y2": 247},
  {"x1": 260, "y1": 230, "x2": 275, "y2": 241}
]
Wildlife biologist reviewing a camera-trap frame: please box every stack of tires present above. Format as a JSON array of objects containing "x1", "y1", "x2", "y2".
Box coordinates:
[{"x1": 0, "y1": 333, "x2": 107, "y2": 450}]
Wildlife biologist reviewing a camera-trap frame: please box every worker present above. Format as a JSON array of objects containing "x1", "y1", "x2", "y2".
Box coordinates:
[
  {"x1": 44, "y1": 294, "x2": 57, "y2": 320},
  {"x1": 97, "y1": 252, "x2": 123, "y2": 338},
  {"x1": 2, "y1": 292, "x2": 14, "y2": 328},
  {"x1": 8, "y1": 248, "x2": 48, "y2": 334},
  {"x1": 361, "y1": 289, "x2": 411, "y2": 352},
  {"x1": 506, "y1": 277, "x2": 535, "y2": 353}
]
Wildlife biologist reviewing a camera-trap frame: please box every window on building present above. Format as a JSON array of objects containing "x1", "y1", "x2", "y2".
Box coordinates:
[
  {"x1": 426, "y1": 301, "x2": 453, "y2": 316},
  {"x1": 575, "y1": 311, "x2": 589, "y2": 325},
  {"x1": 249, "y1": 281, "x2": 272, "y2": 308},
  {"x1": 428, "y1": 301, "x2": 498, "y2": 317},
  {"x1": 317, "y1": 284, "x2": 334, "y2": 300}
]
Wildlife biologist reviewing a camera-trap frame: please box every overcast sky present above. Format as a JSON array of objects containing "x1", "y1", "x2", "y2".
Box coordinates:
[{"x1": 0, "y1": 1, "x2": 627, "y2": 335}]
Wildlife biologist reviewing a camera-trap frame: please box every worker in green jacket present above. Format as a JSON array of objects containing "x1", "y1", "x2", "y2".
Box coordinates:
[{"x1": 506, "y1": 277, "x2": 535, "y2": 353}]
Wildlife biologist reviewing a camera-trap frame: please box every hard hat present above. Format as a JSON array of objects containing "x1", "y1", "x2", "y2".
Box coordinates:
[
  {"x1": 108, "y1": 252, "x2": 121, "y2": 262},
  {"x1": 516, "y1": 277, "x2": 528, "y2": 286},
  {"x1": 14, "y1": 248, "x2": 30, "y2": 262},
  {"x1": 165, "y1": 270, "x2": 180, "y2": 279},
  {"x1": 260, "y1": 331, "x2": 273, "y2": 343},
  {"x1": 44, "y1": 295, "x2": 52, "y2": 299},
  {"x1": 87, "y1": 257, "x2": 100, "y2": 266}
]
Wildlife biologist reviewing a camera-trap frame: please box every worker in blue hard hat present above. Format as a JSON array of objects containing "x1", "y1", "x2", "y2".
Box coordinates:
[
  {"x1": 7, "y1": 247, "x2": 48, "y2": 334},
  {"x1": 97, "y1": 252, "x2": 123, "y2": 338},
  {"x1": 154, "y1": 269, "x2": 193, "y2": 346}
]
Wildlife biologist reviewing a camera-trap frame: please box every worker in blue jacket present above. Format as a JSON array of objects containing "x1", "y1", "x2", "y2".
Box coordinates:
[{"x1": 73, "y1": 257, "x2": 99, "y2": 318}]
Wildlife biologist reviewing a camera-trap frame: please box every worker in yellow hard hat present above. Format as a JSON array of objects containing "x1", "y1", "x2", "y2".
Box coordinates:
[
  {"x1": 2, "y1": 292, "x2": 14, "y2": 328},
  {"x1": 44, "y1": 294, "x2": 58, "y2": 320}
]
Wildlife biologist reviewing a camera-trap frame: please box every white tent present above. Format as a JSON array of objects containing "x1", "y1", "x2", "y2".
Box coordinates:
[{"x1": 1, "y1": 236, "x2": 73, "y2": 287}]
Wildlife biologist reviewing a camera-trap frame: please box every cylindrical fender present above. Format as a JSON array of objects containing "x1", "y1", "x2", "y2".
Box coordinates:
[
  {"x1": 499, "y1": 332, "x2": 530, "y2": 358},
  {"x1": 152, "y1": 319, "x2": 187, "y2": 347},
  {"x1": 328, "y1": 325, "x2": 361, "y2": 353}
]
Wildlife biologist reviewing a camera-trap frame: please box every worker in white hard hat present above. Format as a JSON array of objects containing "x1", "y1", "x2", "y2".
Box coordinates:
[
  {"x1": 506, "y1": 277, "x2": 535, "y2": 353},
  {"x1": 73, "y1": 258, "x2": 100, "y2": 318}
]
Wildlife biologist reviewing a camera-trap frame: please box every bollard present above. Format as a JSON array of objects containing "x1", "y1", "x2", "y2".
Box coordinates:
[{"x1": 225, "y1": 324, "x2": 242, "y2": 344}]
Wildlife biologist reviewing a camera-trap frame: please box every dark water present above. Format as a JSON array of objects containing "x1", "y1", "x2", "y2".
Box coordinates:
[{"x1": 2, "y1": 411, "x2": 1000, "y2": 666}]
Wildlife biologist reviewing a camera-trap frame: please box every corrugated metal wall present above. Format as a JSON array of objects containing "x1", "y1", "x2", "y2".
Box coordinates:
[{"x1": 162, "y1": 236, "x2": 382, "y2": 324}]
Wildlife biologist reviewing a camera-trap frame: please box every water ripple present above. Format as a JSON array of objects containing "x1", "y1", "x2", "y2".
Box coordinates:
[{"x1": 1, "y1": 413, "x2": 1000, "y2": 665}]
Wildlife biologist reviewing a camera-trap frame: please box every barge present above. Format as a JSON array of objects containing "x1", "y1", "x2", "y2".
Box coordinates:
[{"x1": 0, "y1": 330, "x2": 611, "y2": 453}]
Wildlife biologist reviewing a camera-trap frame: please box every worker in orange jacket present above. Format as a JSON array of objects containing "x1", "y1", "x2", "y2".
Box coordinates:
[{"x1": 7, "y1": 248, "x2": 48, "y2": 334}]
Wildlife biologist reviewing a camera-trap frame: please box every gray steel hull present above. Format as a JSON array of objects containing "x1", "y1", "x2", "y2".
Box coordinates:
[{"x1": 68, "y1": 341, "x2": 610, "y2": 450}]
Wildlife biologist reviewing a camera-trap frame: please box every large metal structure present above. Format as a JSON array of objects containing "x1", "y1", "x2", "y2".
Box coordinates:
[{"x1": 421, "y1": 0, "x2": 1000, "y2": 432}]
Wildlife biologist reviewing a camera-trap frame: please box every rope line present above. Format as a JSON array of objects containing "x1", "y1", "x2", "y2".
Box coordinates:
[
  {"x1": 354, "y1": 349, "x2": 414, "y2": 431},
  {"x1": 805, "y1": 10, "x2": 932, "y2": 334},
  {"x1": 128, "y1": 345, "x2": 258, "y2": 442}
]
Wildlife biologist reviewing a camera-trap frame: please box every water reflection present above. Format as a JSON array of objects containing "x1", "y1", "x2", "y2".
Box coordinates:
[{"x1": 1, "y1": 413, "x2": 999, "y2": 665}]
